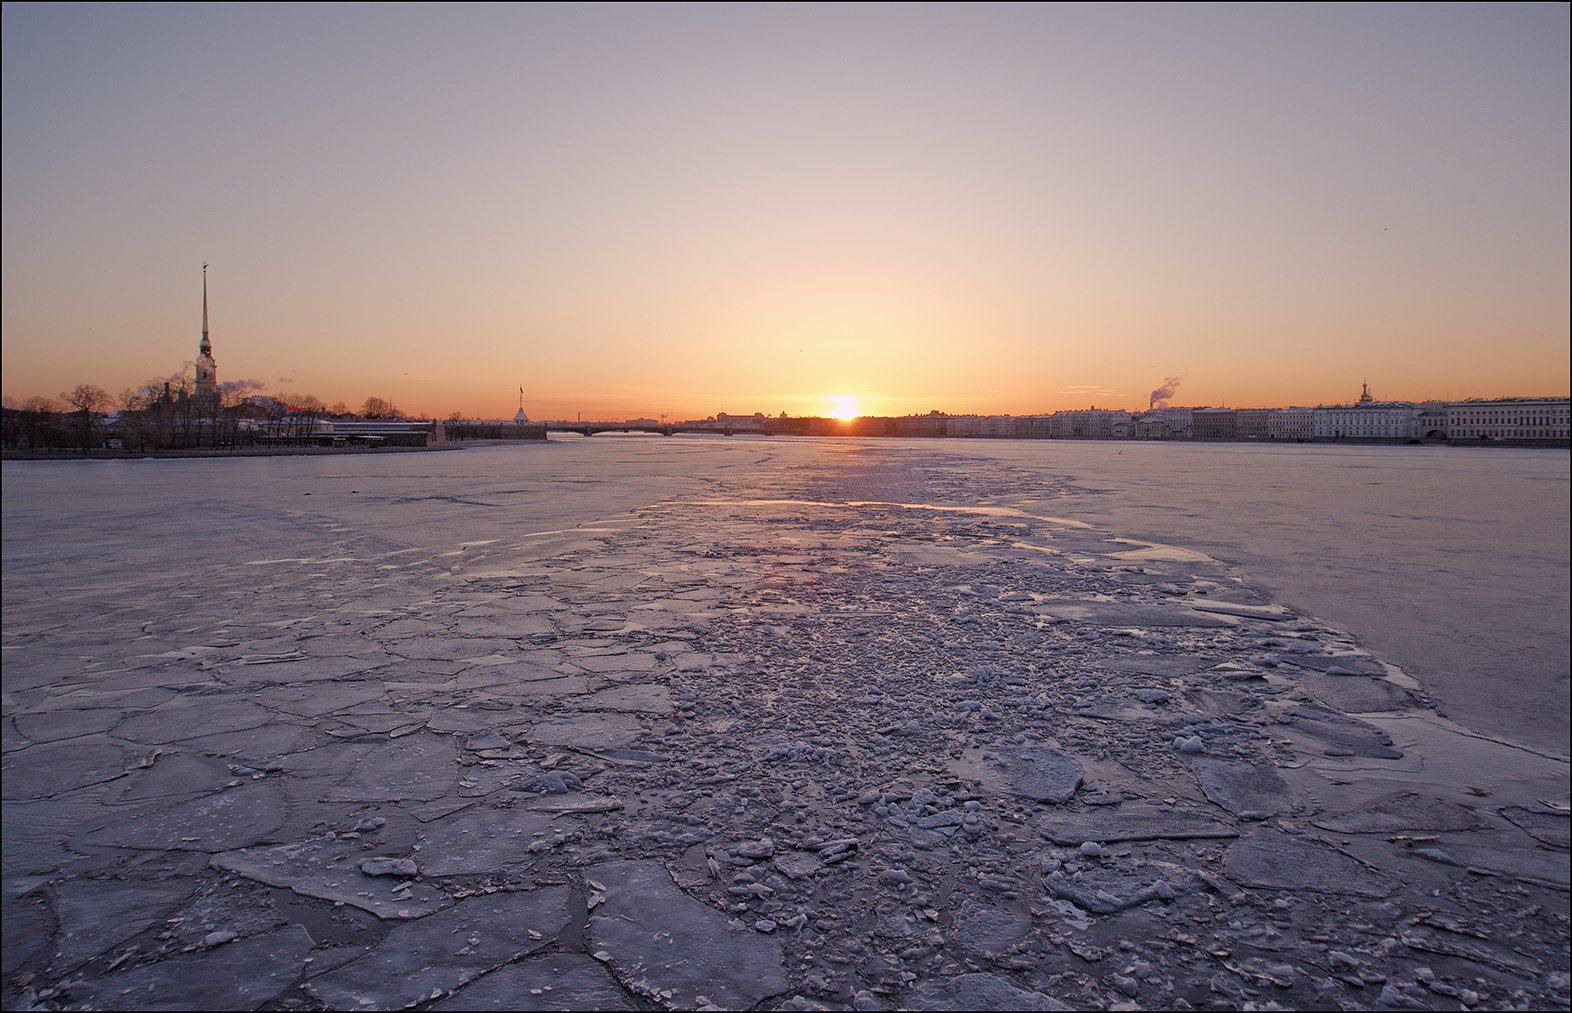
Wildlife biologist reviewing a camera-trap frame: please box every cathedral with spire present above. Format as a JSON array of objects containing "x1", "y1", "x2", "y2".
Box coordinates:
[{"x1": 195, "y1": 264, "x2": 218, "y2": 403}]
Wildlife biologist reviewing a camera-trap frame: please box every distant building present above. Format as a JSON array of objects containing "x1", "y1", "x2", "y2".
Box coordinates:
[
  {"x1": 1313, "y1": 403, "x2": 1421, "y2": 439},
  {"x1": 1267, "y1": 409, "x2": 1315, "y2": 440},
  {"x1": 1314, "y1": 384, "x2": 1421, "y2": 439},
  {"x1": 949, "y1": 415, "x2": 1018, "y2": 438},
  {"x1": 894, "y1": 412, "x2": 949, "y2": 437},
  {"x1": 1133, "y1": 416, "x2": 1168, "y2": 439},
  {"x1": 194, "y1": 264, "x2": 218, "y2": 403},
  {"x1": 806, "y1": 416, "x2": 895, "y2": 436},
  {"x1": 1446, "y1": 397, "x2": 1570, "y2": 441},
  {"x1": 1141, "y1": 407, "x2": 1193, "y2": 439},
  {"x1": 258, "y1": 418, "x2": 435, "y2": 448},
  {"x1": 513, "y1": 386, "x2": 530, "y2": 424},
  {"x1": 1235, "y1": 410, "x2": 1271, "y2": 439},
  {"x1": 1417, "y1": 402, "x2": 1448, "y2": 440},
  {"x1": 1192, "y1": 408, "x2": 1237, "y2": 440},
  {"x1": 1015, "y1": 415, "x2": 1054, "y2": 439},
  {"x1": 1050, "y1": 409, "x2": 1131, "y2": 438}
]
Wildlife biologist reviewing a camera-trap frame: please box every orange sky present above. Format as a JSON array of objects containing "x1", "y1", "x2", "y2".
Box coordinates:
[{"x1": 4, "y1": 5, "x2": 1568, "y2": 420}]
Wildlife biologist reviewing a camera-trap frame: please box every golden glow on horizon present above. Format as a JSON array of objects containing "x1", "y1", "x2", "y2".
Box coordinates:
[{"x1": 828, "y1": 395, "x2": 861, "y2": 421}]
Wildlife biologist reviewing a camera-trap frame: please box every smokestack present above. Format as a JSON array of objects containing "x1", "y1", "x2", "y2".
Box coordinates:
[{"x1": 1149, "y1": 375, "x2": 1183, "y2": 410}]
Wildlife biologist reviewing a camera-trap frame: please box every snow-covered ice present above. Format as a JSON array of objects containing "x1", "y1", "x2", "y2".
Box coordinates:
[{"x1": 2, "y1": 437, "x2": 1567, "y2": 1010}]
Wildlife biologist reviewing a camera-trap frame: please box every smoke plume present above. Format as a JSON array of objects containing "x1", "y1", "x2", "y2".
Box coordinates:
[{"x1": 1149, "y1": 375, "x2": 1183, "y2": 410}]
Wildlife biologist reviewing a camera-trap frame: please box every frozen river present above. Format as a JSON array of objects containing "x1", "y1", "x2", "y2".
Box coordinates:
[
  {"x1": 6, "y1": 437, "x2": 1566, "y2": 757},
  {"x1": 960, "y1": 439, "x2": 1571, "y2": 758},
  {"x1": 84, "y1": 433, "x2": 1554, "y2": 754},
  {"x1": 3, "y1": 437, "x2": 1568, "y2": 1010}
]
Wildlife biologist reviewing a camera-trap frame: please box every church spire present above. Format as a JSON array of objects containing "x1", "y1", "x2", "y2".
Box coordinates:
[
  {"x1": 200, "y1": 263, "x2": 210, "y2": 355},
  {"x1": 195, "y1": 264, "x2": 218, "y2": 402}
]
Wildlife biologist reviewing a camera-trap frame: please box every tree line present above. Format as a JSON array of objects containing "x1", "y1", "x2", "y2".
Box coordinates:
[{"x1": 2, "y1": 377, "x2": 407, "y2": 454}]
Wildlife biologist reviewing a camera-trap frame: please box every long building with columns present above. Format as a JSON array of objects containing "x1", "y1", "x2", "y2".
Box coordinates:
[{"x1": 1445, "y1": 398, "x2": 1571, "y2": 441}]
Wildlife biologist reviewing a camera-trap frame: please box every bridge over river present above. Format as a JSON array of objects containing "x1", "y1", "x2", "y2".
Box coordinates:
[{"x1": 543, "y1": 421, "x2": 773, "y2": 437}]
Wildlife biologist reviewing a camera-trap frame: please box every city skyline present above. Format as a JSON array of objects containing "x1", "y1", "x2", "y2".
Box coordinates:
[{"x1": 3, "y1": 4, "x2": 1568, "y2": 420}]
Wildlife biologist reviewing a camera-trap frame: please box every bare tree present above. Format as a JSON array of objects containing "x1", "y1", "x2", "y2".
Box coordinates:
[
  {"x1": 61, "y1": 384, "x2": 111, "y2": 452},
  {"x1": 116, "y1": 386, "x2": 150, "y2": 451},
  {"x1": 17, "y1": 395, "x2": 63, "y2": 451},
  {"x1": 362, "y1": 396, "x2": 402, "y2": 420},
  {"x1": 165, "y1": 374, "x2": 198, "y2": 448},
  {"x1": 114, "y1": 378, "x2": 174, "y2": 451},
  {"x1": 272, "y1": 392, "x2": 326, "y2": 443},
  {"x1": 1, "y1": 397, "x2": 19, "y2": 449},
  {"x1": 63, "y1": 384, "x2": 109, "y2": 413}
]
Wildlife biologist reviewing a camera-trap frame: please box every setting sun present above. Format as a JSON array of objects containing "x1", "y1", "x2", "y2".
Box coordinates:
[{"x1": 827, "y1": 395, "x2": 861, "y2": 421}]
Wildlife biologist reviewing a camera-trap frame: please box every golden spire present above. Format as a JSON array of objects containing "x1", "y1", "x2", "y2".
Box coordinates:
[{"x1": 200, "y1": 263, "x2": 211, "y2": 355}]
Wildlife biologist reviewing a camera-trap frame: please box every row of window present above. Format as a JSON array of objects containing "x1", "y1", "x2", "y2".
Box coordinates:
[{"x1": 1452, "y1": 428, "x2": 1569, "y2": 438}]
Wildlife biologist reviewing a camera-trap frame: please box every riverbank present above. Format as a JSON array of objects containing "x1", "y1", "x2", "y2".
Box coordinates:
[{"x1": 1, "y1": 443, "x2": 473, "y2": 461}]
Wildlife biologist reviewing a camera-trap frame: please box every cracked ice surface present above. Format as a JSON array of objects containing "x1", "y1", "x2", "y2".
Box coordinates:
[{"x1": 2, "y1": 439, "x2": 1568, "y2": 1011}]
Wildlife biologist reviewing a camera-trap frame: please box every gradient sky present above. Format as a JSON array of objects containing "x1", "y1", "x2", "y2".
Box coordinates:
[{"x1": 3, "y1": 3, "x2": 1568, "y2": 420}]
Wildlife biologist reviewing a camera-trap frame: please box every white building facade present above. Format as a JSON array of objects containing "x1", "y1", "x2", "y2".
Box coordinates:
[
  {"x1": 1140, "y1": 407, "x2": 1193, "y2": 439},
  {"x1": 1446, "y1": 398, "x2": 1570, "y2": 441},
  {"x1": 1314, "y1": 402, "x2": 1421, "y2": 439}
]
